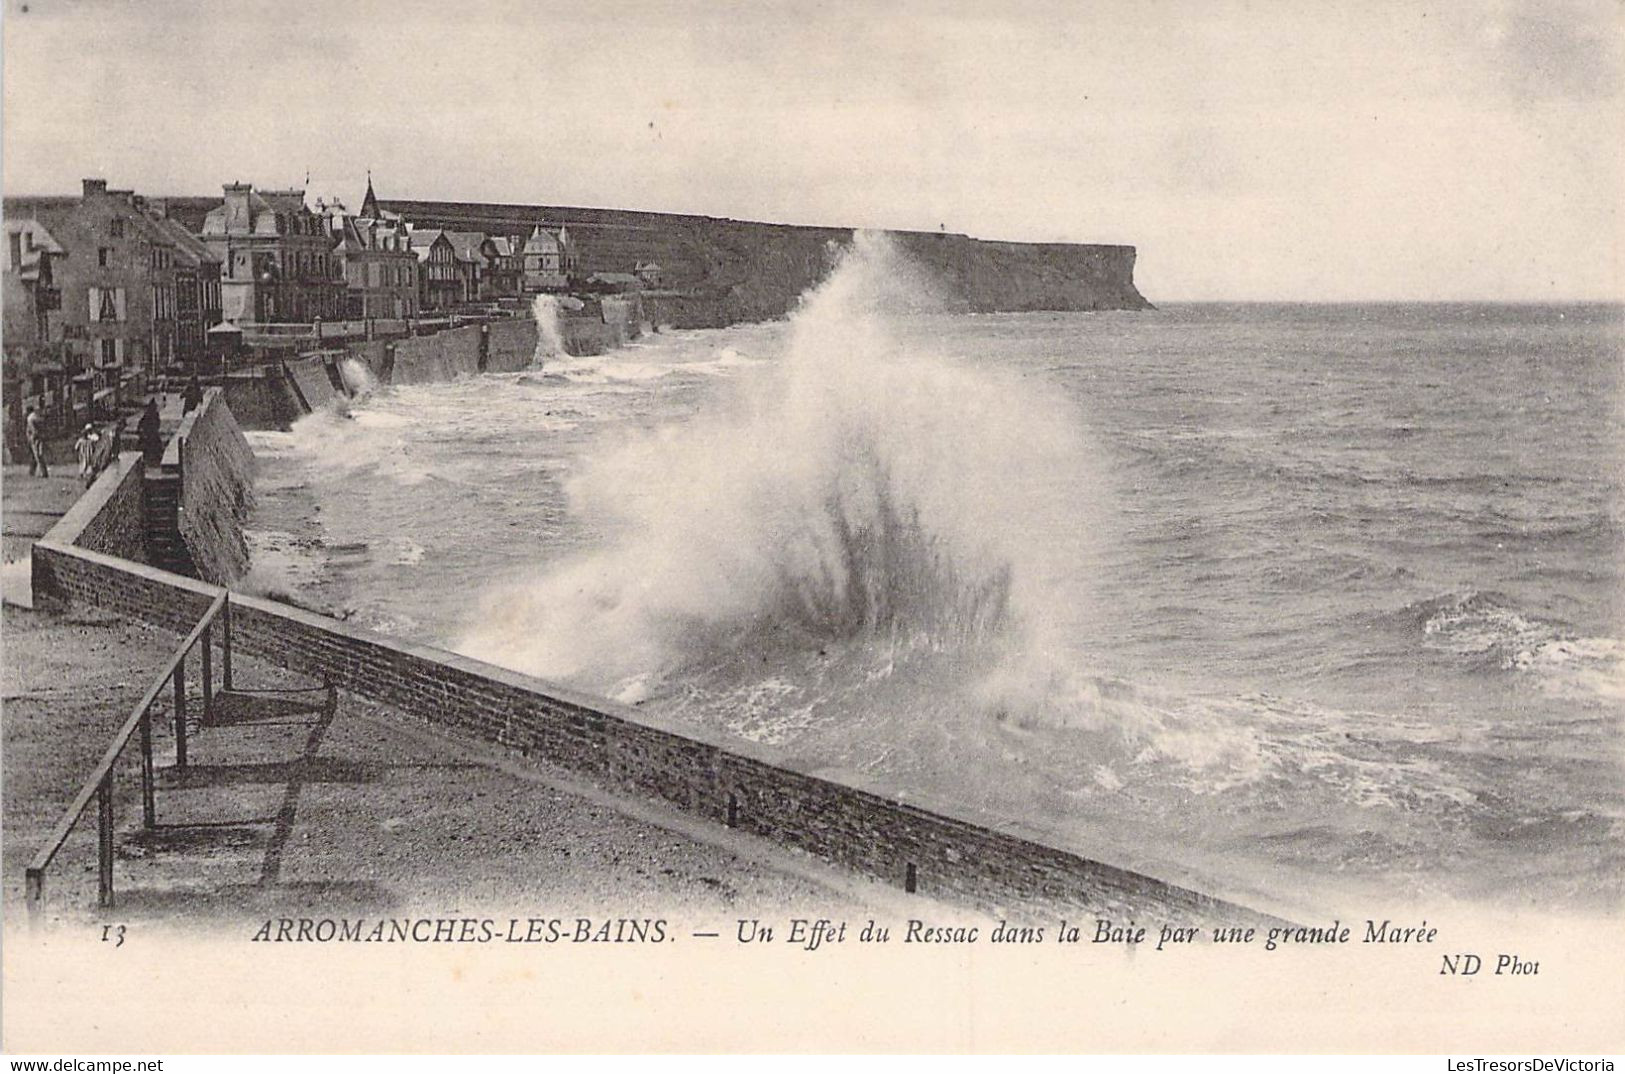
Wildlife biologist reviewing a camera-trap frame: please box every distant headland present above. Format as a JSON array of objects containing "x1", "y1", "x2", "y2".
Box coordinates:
[
  {"x1": 380, "y1": 198, "x2": 1156, "y2": 326},
  {"x1": 148, "y1": 193, "x2": 1154, "y2": 328}
]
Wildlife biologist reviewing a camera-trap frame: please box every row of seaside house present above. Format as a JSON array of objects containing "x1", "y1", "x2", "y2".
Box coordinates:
[{"x1": 4, "y1": 176, "x2": 660, "y2": 428}]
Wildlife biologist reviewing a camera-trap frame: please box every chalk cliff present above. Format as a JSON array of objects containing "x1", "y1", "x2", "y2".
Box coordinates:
[{"x1": 378, "y1": 199, "x2": 1153, "y2": 328}]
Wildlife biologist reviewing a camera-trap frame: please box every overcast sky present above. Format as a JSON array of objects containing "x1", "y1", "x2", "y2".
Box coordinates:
[{"x1": 3, "y1": 0, "x2": 1620, "y2": 300}]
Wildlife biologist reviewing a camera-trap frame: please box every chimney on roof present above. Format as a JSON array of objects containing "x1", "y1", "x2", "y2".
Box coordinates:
[
  {"x1": 223, "y1": 182, "x2": 252, "y2": 224},
  {"x1": 82, "y1": 178, "x2": 107, "y2": 198},
  {"x1": 149, "y1": 198, "x2": 169, "y2": 219}
]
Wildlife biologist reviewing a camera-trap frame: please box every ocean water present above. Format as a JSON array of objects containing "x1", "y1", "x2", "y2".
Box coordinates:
[{"x1": 244, "y1": 238, "x2": 1624, "y2": 915}]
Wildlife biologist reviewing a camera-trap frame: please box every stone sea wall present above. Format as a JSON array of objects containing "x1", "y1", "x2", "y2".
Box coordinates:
[
  {"x1": 170, "y1": 391, "x2": 255, "y2": 585},
  {"x1": 297, "y1": 306, "x2": 636, "y2": 403},
  {"x1": 283, "y1": 357, "x2": 345, "y2": 412},
  {"x1": 389, "y1": 325, "x2": 484, "y2": 385},
  {"x1": 485, "y1": 317, "x2": 538, "y2": 373},
  {"x1": 50, "y1": 452, "x2": 148, "y2": 565},
  {"x1": 219, "y1": 368, "x2": 307, "y2": 431}
]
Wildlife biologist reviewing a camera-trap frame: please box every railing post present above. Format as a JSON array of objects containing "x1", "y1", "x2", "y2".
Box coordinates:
[
  {"x1": 139, "y1": 709, "x2": 156, "y2": 829},
  {"x1": 25, "y1": 868, "x2": 43, "y2": 931},
  {"x1": 201, "y1": 623, "x2": 213, "y2": 725},
  {"x1": 222, "y1": 597, "x2": 233, "y2": 692},
  {"x1": 173, "y1": 658, "x2": 187, "y2": 769},
  {"x1": 97, "y1": 778, "x2": 114, "y2": 910}
]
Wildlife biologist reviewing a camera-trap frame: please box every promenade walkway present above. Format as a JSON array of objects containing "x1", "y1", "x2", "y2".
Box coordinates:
[
  {"x1": 3, "y1": 393, "x2": 193, "y2": 606},
  {"x1": 1, "y1": 466, "x2": 83, "y2": 606},
  {"x1": 3, "y1": 603, "x2": 900, "y2": 932}
]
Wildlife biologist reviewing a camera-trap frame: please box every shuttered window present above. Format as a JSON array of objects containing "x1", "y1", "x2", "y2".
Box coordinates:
[{"x1": 88, "y1": 287, "x2": 127, "y2": 322}]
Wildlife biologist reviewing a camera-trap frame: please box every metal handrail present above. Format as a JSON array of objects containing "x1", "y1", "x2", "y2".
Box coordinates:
[{"x1": 24, "y1": 589, "x2": 230, "y2": 926}]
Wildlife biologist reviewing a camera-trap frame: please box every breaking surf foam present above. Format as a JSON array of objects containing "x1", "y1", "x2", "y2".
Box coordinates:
[
  {"x1": 338, "y1": 357, "x2": 379, "y2": 398},
  {"x1": 460, "y1": 233, "x2": 1110, "y2": 701},
  {"x1": 532, "y1": 294, "x2": 565, "y2": 364}
]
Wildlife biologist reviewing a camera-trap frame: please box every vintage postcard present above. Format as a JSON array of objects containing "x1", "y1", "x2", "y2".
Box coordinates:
[{"x1": 2, "y1": 0, "x2": 1621, "y2": 1057}]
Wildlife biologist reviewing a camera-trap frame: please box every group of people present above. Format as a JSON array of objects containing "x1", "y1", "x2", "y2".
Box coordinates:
[{"x1": 18, "y1": 373, "x2": 202, "y2": 486}]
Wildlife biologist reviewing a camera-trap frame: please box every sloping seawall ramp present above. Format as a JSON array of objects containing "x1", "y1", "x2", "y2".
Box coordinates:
[
  {"x1": 486, "y1": 319, "x2": 540, "y2": 373},
  {"x1": 283, "y1": 357, "x2": 344, "y2": 412},
  {"x1": 173, "y1": 392, "x2": 255, "y2": 585}
]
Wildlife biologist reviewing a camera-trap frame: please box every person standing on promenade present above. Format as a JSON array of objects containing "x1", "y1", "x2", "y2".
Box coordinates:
[
  {"x1": 137, "y1": 397, "x2": 163, "y2": 464},
  {"x1": 25, "y1": 405, "x2": 48, "y2": 477},
  {"x1": 182, "y1": 373, "x2": 203, "y2": 414},
  {"x1": 74, "y1": 423, "x2": 100, "y2": 488}
]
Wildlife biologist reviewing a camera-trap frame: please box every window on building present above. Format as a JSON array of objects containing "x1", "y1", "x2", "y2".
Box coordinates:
[
  {"x1": 101, "y1": 338, "x2": 118, "y2": 365},
  {"x1": 98, "y1": 247, "x2": 111, "y2": 267},
  {"x1": 110, "y1": 219, "x2": 124, "y2": 238},
  {"x1": 88, "y1": 286, "x2": 126, "y2": 322}
]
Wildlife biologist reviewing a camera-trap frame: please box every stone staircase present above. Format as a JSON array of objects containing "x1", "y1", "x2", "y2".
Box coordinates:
[{"x1": 142, "y1": 470, "x2": 196, "y2": 576}]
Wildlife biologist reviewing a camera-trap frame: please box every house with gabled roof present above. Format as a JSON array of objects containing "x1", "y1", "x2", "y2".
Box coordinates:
[
  {"x1": 410, "y1": 227, "x2": 467, "y2": 311},
  {"x1": 323, "y1": 177, "x2": 419, "y2": 319},
  {"x1": 479, "y1": 234, "x2": 524, "y2": 299},
  {"x1": 634, "y1": 261, "x2": 664, "y2": 288},
  {"x1": 4, "y1": 218, "x2": 65, "y2": 362},
  {"x1": 443, "y1": 229, "x2": 489, "y2": 303},
  {"x1": 5, "y1": 178, "x2": 184, "y2": 380},
  {"x1": 522, "y1": 225, "x2": 568, "y2": 293},
  {"x1": 145, "y1": 205, "x2": 223, "y2": 369}
]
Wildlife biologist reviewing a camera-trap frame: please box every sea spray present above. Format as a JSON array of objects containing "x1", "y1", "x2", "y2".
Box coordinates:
[
  {"x1": 532, "y1": 294, "x2": 565, "y2": 364},
  {"x1": 338, "y1": 356, "x2": 380, "y2": 398},
  {"x1": 453, "y1": 233, "x2": 1271, "y2": 785},
  {"x1": 460, "y1": 232, "x2": 1111, "y2": 710},
  {"x1": 281, "y1": 404, "x2": 433, "y2": 486}
]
